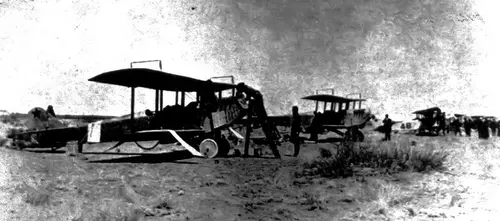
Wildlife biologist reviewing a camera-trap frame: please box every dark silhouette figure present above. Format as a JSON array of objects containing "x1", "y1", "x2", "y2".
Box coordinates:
[
  {"x1": 46, "y1": 105, "x2": 56, "y2": 118},
  {"x1": 309, "y1": 111, "x2": 321, "y2": 142},
  {"x1": 497, "y1": 120, "x2": 500, "y2": 137},
  {"x1": 464, "y1": 118, "x2": 472, "y2": 137},
  {"x1": 291, "y1": 106, "x2": 301, "y2": 157},
  {"x1": 438, "y1": 112, "x2": 446, "y2": 136},
  {"x1": 382, "y1": 114, "x2": 392, "y2": 141},
  {"x1": 484, "y1": 119, "x2": 490, "y2": 139},
  {"x1": 478, "y1": 118, "x2": 489, "y2": 139},
  {"x1": 452, "y1": 118, "x2": 462, "y2": 136},
  {"x1": 490, "y1": 119, "x2": 497, "y2": 137}
]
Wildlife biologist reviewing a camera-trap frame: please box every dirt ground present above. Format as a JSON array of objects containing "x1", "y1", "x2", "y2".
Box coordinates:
[{"x1": 1, "y1": 127, "x2": 500, "y2": 221}]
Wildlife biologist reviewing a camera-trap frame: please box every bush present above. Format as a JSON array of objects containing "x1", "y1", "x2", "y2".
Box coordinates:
[
  {"x1": 301, "y1": 145, "x2": 354, "y2": 178},
  {"x1": 1, "y1": 113, "x2": 24, "y2": 127},
  {"x1": 301, "y1": 141, "x2": 449, "y2": 178}
]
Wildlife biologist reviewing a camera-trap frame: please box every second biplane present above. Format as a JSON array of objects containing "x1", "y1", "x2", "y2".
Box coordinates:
[
  {"x1": 9, "y1": 60, "x2": 282, "y2": 159},
  {"x1": 261, "y1": 89, "x2": 373, "y2": 143},
  {"x1": 411, "y1": 106, "x2": 445, "y2": 136},
  {"x1": 300, "y1": 89, "x2": 373, "y2": 142}
]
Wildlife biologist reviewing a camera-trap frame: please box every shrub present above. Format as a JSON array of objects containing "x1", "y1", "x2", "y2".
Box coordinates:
[
  {"x1": 301, "y1": 141, "x2": 449, "y2": 178},
  {"x1": 1, "y1": 113, "x2": 25, "y2": 127},
  {"x1": 1, "y1": 114, "x2": 18, "y2": 124},
  {"x1": 301, "y1": 145, "x2": 354, "y2": 178}
]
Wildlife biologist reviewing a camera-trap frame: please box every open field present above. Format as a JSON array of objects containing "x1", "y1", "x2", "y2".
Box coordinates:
[{"x1": 1, "y1": 120, "x2": 500, "y2": 221}]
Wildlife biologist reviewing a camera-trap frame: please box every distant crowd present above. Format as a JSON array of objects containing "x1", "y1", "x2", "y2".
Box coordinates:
[
  {"x1": 381, "y1": 113, "x2": 499, "y2": 141},
  {"x1": 447, "y1": 116, "x2": 499, "y2": 139}
]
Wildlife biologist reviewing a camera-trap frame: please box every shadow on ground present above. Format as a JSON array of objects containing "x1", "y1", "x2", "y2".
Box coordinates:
[
  {"x1": 87, "y1": 150, "x2": 199, "y2": 164},
  {"x1": 22, "y1": 148, "x2": 66, "y2": 154}
]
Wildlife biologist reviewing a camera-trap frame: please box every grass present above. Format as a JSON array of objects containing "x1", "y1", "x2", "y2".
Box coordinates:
[
  {"x1": 282, "y1": 133, "x2": 500, "y2": 220},
  {"x1": 0, "y1": 114, "x2": 23, "y2": 126},
  {"x1": 2, "y1": 116, "x2": 500, "y2": 221},
  {"x1": 299, "y1": 139, "x2": 449, "y2": 179},
  {"x1": 0, "y1": 146, "x2": 169, "y2": 221}
]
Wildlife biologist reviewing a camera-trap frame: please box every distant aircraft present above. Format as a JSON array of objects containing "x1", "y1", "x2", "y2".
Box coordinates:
[
  {"x1": 259, "y1": 89, "x2": 373, "y2": 143},
  {"x1": 411, "y1": 107, "x2": 442, "y2": 136}
]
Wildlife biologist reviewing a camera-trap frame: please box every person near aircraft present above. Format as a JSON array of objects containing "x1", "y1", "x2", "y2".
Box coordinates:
[
  {"x1": 452, "y1": 118, "x2": 462, "y2": 136},
  {"x1": 484, "y1": 118, "x2": 490, "y2": 139},
  {"x1": 490, "y1": 119, "x2": 497, "y2": 137},
  {"x1": 478, "y1": 118, "x2": 489, "y2": 139},
  {"x1": 46, "y1": 105, "x2": 56, "y2": 118},
  {"x1": 438, "y1": 112, "x2": 446, "y2": 136},
  {"x1": 309, "y1": 111, "x2": 320, "y2": 142},
  {"x1": 497, "y1": 120, "x2": 500, "y2": 137},
  {"x1": 382, "y1": 114, "x2": 392, "y2": 141},
  {"x1": 290, "y1": 106, "x2": 302, "y2": 157},
  {"x1": 464, "y1": 117, "x2": 472, "y2": 137}
]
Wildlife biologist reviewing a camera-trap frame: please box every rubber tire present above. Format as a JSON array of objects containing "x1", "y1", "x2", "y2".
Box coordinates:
[
  {"x1": 345, "y1": 129, "x2": 364, "y2": 142},
  {"x1": 199, "y1": 139, "x2": 219, "y2": 158},
  {"x1": 355, "y1": 130, "x2": 364, "y2": 142}
]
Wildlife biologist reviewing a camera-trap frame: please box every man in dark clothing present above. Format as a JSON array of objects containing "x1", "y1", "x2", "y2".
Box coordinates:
[
  {"x1": 464, "y1": 118, "x2": 472, "y2": 137},
  {"x1": 46, "y1": 105, "x2": 56, "y2": 118},
  {"x1": 438, "y1": 112, "x2": 446, "y2": 136},
  {"x1": 497, "y1": 120, "x2": 500, "y2": 137},
  {"x1": 382, "y1": 114, "x2": 392, "y2": 141},
  {"x1": 478, "y1": 118, "x2": 489, "y2": 139},
  {"x1": 484, "y1": 118, "x2": 490, "y2": 139},
  {"x1": 453, "y1": 118, "x2": 462, "y2": 136},
  {"x1": 477, "y1": 118, "x2": 483, "y2": 138},
  {"x1": 309, "y1": 111, "x2": 320, "y2": 142},
  {"x1": 290, "y1": 106, "x2": 302, "y2": 157},
  {"x1": 490, "y1": 119, "x2": 497, "y2": 137}
]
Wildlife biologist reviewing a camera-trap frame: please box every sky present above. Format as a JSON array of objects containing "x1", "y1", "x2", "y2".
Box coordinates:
[
  {"x1": 0, "y1": 0, "x2": 499, "y2": 118},
  {"x1": 472, "y1": 0, "x2": 500, "y2": 116}
]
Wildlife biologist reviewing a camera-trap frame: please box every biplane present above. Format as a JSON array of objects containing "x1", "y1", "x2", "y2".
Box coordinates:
[
  {"x1": 9, "y1": 60, "x2": 282, "y2": 159},
  {"x1": 293, "y1": 89, "x2": 373, "y2": 142},
  {"x1": 411, "y1": 107, "x2": 445, "y2": 135}
]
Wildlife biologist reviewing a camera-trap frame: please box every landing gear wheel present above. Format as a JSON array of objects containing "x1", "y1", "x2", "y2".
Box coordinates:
[
  {"x1": 199, "y1": 139, "x2": 219, "y2": 158},
  {"x1": 345, "y1": 128, "x2": 364, "y2": 142}
]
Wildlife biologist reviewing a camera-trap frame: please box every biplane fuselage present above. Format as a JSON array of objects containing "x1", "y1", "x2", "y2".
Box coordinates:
[
  {"x1": 303, "y1": 94, "x2": 371, "y2": 126},
  {"x1": 411, "y1": 107, "x2": 444, "y2": 135},
  {"x1": 293, "y1": 91, "x2": 373, "y2": 142},
  {"x1": 11, "y1": 61, "x2": 256, "y2": 158}
]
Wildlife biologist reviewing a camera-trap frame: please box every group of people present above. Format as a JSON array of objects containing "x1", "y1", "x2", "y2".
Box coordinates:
[
  {"x1": 449, "y1": 116, "x2": 499, "y2": 139},
  {"x1": 380, "y1": 112, "x2": 500, "y2": 141}
]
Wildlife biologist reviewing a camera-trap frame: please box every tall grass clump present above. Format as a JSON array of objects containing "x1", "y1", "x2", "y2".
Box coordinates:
[
  {"x1": 301, "y1": 141, "x2": 449, "y2": 178},
  {"x1": 301, "y1": 144, "x2": 355, "y2": 178},
  {"x1": 1, "y1": 113, "x2": 24, "y2": 127}
]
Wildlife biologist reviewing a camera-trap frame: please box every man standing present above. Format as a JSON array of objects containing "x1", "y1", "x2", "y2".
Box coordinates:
[
  {"x1": 479, "y1": 118, "x2": 489, "y2": 139},
  {"x1": 484, "y1": 118, "x2": 490, "y2": 139},
  {"x1": 291, "y1": 106, "x2": 302, "y2": 157},
  {"x1": 46, "y1": 105, "x2": 56, "y2": 118},
  {"x1": 309, "y1": 111, "x2": 320, "y2": 142},
  {"x1": 382, "y1": 114, "x2": 392, "y2": 141},
  {"x1": 438, "y1": 112, "x2": 446, "y2": 136},
  {"x1": 490, "y1": 118, "x2": 497, "y2": 137},
  {"x1": 464, "y1": 117, "x2": 472, "y2": 137},
  {"x1": 453, "y1": 118, "x2": 462, "y2": 136},
  {"x1": 497, "y1": 120, "x2": 500, "y2": 137}
]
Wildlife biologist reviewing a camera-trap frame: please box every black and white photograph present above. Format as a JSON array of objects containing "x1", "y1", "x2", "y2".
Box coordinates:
[{"x1": 0, "y1": 0, "x2": 498, "y2": 220}]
